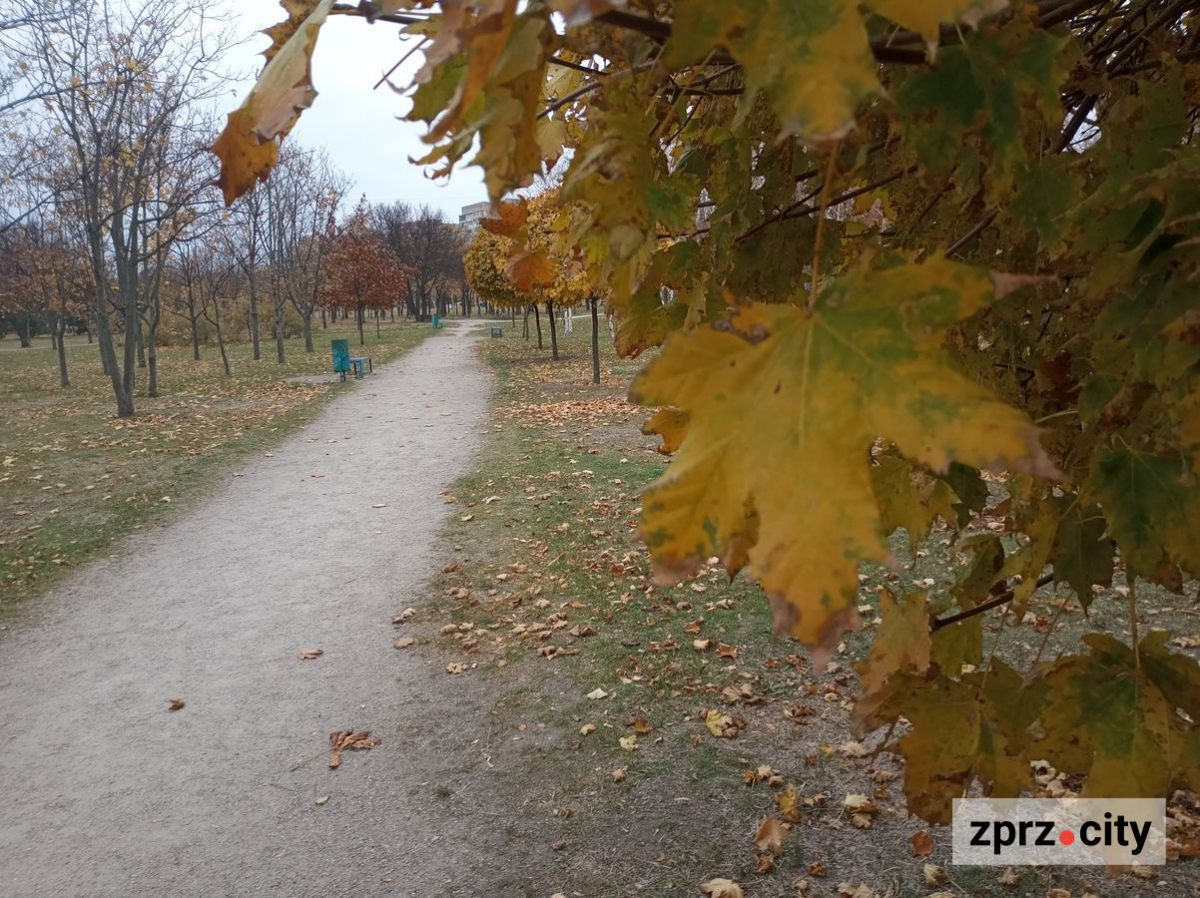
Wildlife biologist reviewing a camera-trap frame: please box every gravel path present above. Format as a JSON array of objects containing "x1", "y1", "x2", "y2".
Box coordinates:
[{"x1": 0, "y1": 322, "x2": 517, "y2": 898}]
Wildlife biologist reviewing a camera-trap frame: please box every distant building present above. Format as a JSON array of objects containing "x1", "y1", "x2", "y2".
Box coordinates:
[{"x1": 458, "y1": 201, "x2": 491, "y2": 232}]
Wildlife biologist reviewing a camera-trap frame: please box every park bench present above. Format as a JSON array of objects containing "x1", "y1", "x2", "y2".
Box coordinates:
[
  {"x1": 331, "y1": 339, "x2": 372, "y2": 381},
  {"x1": 490, "y1": 326, "x2": 503, "y2": 338}
]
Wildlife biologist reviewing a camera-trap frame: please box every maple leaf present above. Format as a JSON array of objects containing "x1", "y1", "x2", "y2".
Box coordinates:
[
  {"x1": 699, "y1": 879, "x2": 744, "y2": 898},
  {"x1": 855, "y1": 665, "x2": 1031, "y2": 824},
  {"x1": 1086, "y1": 450, "x2": 1200, "y2": 584},
  {"x1": 663, "y1": 0, "x2": 878, "y2": 139},
  {"x1": 211, "y1": 0, "x2": 334, "y2": 204},
  {"x1": 856, "y1": 589, "x2": 931, "y2": 694},
  {"x1": 632, "y1": 256, "x2": 1054, "y2": 650},
  {"x1": 328, "y1": 730, "x2": 380, "y2": 768},
  {"x1": 1037, "y1": 631, "x2": 1200, "y2": 797},
  {"x1": 753, "y1": 817, "x2": 788, "y2": 853},
  {"x1": 871, "y1": 452, "x2": 959, "y2": 550}
]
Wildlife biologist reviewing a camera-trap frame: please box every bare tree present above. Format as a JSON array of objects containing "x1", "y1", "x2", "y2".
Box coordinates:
[
  {"x1": 375, "y1": 202, "x2": 462, "y2": 320},
  {"x1": 264, "y1": 147, "x2": 347, "y2": 353},
  {"x1": 14, "y1": 0, "x2": 234, "y2": 416}
]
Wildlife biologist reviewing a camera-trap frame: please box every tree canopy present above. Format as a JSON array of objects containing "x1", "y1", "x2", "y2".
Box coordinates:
[{"x1": 216, "y1": 0, "x2": 1200, "y2": 820}]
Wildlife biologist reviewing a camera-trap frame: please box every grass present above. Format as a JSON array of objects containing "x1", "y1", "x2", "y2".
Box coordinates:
[
  {"x1": 407, "y1": 318, "x2": 1200, "y2": 897},
  {"x1": 0, "y1": 320, "x2": 437, "y2": 616}
]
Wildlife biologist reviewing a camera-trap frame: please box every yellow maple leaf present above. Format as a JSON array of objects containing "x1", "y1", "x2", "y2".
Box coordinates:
[
  {"x1": 664, "y1": 0, "x2": 878, "y2": 139},
  {"x1": 631, "y1": 256, "x2": 1054, "y2": 651}
]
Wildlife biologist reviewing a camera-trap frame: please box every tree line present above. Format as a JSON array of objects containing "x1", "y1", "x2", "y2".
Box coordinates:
[{"x1": 0, "y1": 0, "x2": 472, "y2": 417}]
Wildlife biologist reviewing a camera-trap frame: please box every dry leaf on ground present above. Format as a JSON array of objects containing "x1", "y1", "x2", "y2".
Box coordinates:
[
  {"x1": 328, "y1": 730, "x2": 380, "y2": 768},
  {"x1": 167, "y1": 698, "x2": 185, "y2": 711},
  {"x1": 299, "y1": 648, "x2": 323, "y2": 660},
  {"x1": 699, "y1": 879, "x2": 744, "y2": 898},
  {"x1": 393, "y1": 637, "x2": 415, "y2": 649},
  {"x1": 910, "y1": 831, "x2": 933, "y2": 856}
]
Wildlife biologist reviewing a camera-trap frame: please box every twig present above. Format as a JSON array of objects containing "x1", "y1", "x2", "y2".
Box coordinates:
[{"x1": 930, "y1": 573, "x2": 1054, "y2": 631}]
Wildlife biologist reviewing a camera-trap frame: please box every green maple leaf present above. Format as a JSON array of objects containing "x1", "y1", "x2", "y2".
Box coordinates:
[
  {"x1": 1087, "y1": 449, "x2": 1200, "y2": 582},
  {"x1": 1038, "y1": 632, "x2": 1200, "y2": 797},
  {"x1": 1050, "y1": 499, "x2": 1113, "y2": 607},
  {"x1": 631, "y1": 256, "x2": 1055, "y2": 650}
]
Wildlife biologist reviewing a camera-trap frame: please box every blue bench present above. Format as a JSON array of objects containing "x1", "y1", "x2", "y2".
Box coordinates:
[
  {"x1": 349, "y1": 356, "x2": 372, "y2": 378},
  {"x1": 490, "y1": 326, "x2": 503, "y2": 338}
]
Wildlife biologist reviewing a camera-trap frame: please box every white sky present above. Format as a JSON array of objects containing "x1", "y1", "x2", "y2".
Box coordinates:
[{"x1": 223, "y1": 2, "x2": 487, "y2": 220}]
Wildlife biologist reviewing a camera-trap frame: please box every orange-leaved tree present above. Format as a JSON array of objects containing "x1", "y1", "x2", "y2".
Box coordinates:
[{"x1": 323, "y1": 198, "x2": 409, "y2": 345}]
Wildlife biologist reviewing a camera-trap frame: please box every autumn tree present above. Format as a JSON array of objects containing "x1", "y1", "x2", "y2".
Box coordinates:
[
  {"x1": 17, "y1": 0, "x2": 233, "y2": 416},
  {"x1": 323, "y1": 198, "x2": 408, "y2": 345},
  {"x1": 218, "y1": 1, "x2": 1200, "y2": 818}
]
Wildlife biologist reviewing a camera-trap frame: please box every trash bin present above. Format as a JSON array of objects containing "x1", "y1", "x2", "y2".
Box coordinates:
[{"x1": 432, "y1": 314, "x2": 441, "y2": 328}]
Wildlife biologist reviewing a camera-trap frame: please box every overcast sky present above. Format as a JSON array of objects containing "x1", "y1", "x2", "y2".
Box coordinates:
[{"x1": 223, "y1": 2, "x2": 487, "y2": 220}]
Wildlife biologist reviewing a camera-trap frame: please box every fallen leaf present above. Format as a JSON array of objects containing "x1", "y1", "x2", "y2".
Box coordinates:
[
  {"x1": 328, "y1": 729, "x2": 380, "y2": 768},
  {"x1": 754, "y1": 817, "x2": 789, "y2": 853},
  {"x1": 835, "y1": 885, "x2": 876, "y2": 898},
  {"x1": 630, "y1": 718, "x2": 653, "y2": 734},
  {"x1": 778, "y1": 785, "x2": 800, "y2": 822},
  {"x1": 693, "y1": 638, "x2": 712, "y2": 651},
  {"x1": 372, "y1": 503, "x2": 387, "y2": 508},
  {"x1": 806, "y1": 860, "x2": 827, "y2": 878},
  {"x1": 910, "y1": 831, "x2": 933, "y2": 856},
  {"x1": 442, "y1": 561, "x2": 459, "y2": 573},
  {"x1": 395, "y1": 608, "x2": 416, "y2": 623},
  {"x1": 996, "y1": 867, "x2": 1019, "y2": 887},
  {"x1": 299, "y1": 648, "x2": 324, "y2": 660},
  {"x1": 446, "y1": 663, "x2": 468, "y2": 674},
  {"x1": 587, "y1": 688, "x2": 610, "y2": 700},
  {"x1": 842, "y1": 793, "x2": 877, "y2": 814},
  {"x1": 314, "y1": 795, "x2": 329, "y2": 805},
  {"x1": 580, "y1": 723, "x2": 596, "y2": 736},
  {"x1": 167, "y1": 699, "x2": 185, "y2": 712},
  {"x1": 393, "y1": 637, "x2": 415, "y2": 649},
  {"x1": 610, "y1": 766, "x2": 627, "y2": 782},
  {"x1": 461, "y1": 514, "x2": 474, "y2": 522},
  {"x1": 699, "y1": 879, "x2": 744, "y2": 898},
  {"x1": 923, "y1": 864, "x2": 948, "y2": 886},
  {"x1": 619, "y1": 734, "x2": 639, "y2": 751}
]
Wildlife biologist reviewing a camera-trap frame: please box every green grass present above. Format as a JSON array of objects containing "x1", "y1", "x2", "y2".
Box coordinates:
[{"x1": 0, "y1": 319, "x2": 438, "y2": 615}]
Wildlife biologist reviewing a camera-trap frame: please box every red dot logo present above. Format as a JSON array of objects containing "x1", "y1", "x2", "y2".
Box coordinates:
[{"x1": 1060, "y1": 830, "x2": 1075, "y2": 845}]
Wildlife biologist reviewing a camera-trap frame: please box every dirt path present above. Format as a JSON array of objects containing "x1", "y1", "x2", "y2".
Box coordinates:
[{"x1": 0, "y1": 323, "x2": 525, "y2": 898}]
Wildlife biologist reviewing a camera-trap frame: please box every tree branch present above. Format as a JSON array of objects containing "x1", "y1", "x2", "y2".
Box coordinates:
[{"x1": 931, "y1": 573, "x2": 1055, "y2": 632}]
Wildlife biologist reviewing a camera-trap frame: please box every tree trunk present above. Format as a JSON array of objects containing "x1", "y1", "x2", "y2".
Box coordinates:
[
  {"x1": 214, "y1": 306, "x2": 231, "y2": 376},
  {"x1": 522, "y1": 308, "x2": 529, "y2": 340},
  {"x1": 275, "y1": 295, "x2": 285, "y2": 364},
  {"x1": 375, "y1": 311, "x2": 381, "y2": 338},
  {"x1": 532, "y1": 303, "x2": 542, "y2": 349},
  {"x1": 303, "y1": 314, "x2": 314, "y2": 352},
  {"x1": 136, "y1": 322, "x2": 146, "y2": 368},
  {"x1": 320, "y1": 306, "x2": 326, "y2": 329},
  {"x1": 191, "y1": 315, "x2": 201, "y2": 360},
  {"x1": 591, "y1": 297, "x2": 600, "y2": 384},
  {"x1": 357, "y1": 303, "x2": 365, "y2": 344},
  {"x1": 56, "y1": 307, "x2": 70, "y2": 388},
  {"x1": 546, "y1": 301, "x2": 558, "y2": 360},
  {"x1": 147, "y1": 329, "x2": 158, "y2": 398},
  {"x1": 249, "y1": 283, "x2": 261, "y2": 360}
]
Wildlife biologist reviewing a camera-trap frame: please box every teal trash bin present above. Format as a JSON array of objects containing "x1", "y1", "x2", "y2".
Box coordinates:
[
  {"x1": 432, "y1": 314, "x2": 441, "y2": 329},
  {"x1": 331, "y1": 339, "x2": 350, "y2": 381}
]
